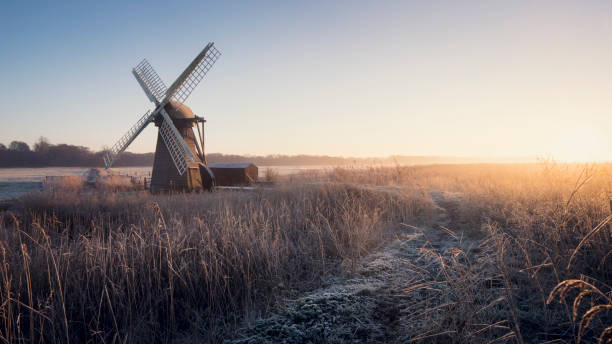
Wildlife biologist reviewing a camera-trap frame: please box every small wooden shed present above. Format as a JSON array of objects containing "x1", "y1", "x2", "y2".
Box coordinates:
[{"x1": 208, "y1": 163, "x2": 258, "y2": 186}]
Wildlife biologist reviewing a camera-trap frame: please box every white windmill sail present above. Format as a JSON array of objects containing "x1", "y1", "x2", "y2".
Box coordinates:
[
  {"x1": 158, "y1": 108, "x2": 195, "y2": 175},
  {"x1": 133, "y1": 59, "x2": 167, "y2": 105},
  {"x1": 103, "y1": 110, "x2": 155, "y2": 168},
  {"x1": 103, "y1": 42, "x2": 220, "y2": 175},
  {"x1": 165, "y1": 43, "x2": 221, "y2": 104}
]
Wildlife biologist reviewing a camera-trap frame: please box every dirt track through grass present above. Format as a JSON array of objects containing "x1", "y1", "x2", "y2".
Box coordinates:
[
  {"x1": 1, "y1": 164, "x2": 610, "y2": 343},
  {"x1": 228, "y1": 189, "x2": 496, "y2": 343}
]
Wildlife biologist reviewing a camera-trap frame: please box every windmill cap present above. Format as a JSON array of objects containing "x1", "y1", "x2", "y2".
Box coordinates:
[{"x1": 164, "y1": 100, "x2": 196, "y2": 119}]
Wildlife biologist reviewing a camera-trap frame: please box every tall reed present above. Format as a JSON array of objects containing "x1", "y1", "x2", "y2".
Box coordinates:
[{"x1": 0, "y1": 183, "x2": 431, "y2": 342}]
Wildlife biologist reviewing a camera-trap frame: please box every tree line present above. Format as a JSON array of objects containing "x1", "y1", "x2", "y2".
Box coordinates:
[
  {"x1": 0, "y1": 138, "x2": 369, "y2": 167},
  {"x1": 0, "y1": 138, "x2": 153, "y2": 167},
  {"x1": 0, "y1": 137, "x2": 534, "y2": 168}
]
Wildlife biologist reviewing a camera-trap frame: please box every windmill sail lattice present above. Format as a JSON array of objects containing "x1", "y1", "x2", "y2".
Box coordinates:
[
  {"x1": 103, "y1": 110, "x2": 155, "y2": 168},
  {"x1": 166, "y1": 43, "x2": 221, "y2": 104},
  {"x1": 158, "y1": 108, "x2": 194, "y2": 175},
  {"x1": 103, "y1": 42, "x2": 219, "y2": 191},
  {"x1": 133, "y1": 59, "x2": 168, "y2": 105}
]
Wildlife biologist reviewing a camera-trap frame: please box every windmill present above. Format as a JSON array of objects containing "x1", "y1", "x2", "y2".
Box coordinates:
[{"x1": 103, "y1": 42, "x2": 220, "y2": 192}]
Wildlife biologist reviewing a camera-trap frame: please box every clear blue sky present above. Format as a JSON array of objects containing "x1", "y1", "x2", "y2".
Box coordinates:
[{"x1": 1, "y1": 1, "x2": 612, "y2": 160}]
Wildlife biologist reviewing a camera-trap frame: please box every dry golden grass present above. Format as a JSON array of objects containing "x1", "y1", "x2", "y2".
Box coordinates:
[
  {"x1": 44, "y1": 175, "x2": 84, "y2": 191},
  {"x1": 296, "y1": 161, "x2": 612, "y2": 343},
  {"x1": 97, "y1": 175, "x2": 140, "y2": 192},
  {"x1": 321, "y1": 162, "x2": 611, "y2": 343},
  {"x1": 0, "y1": 182, "x2": 431, "y2": 343},
  {"x1": 547, "y1": 279, "x2": 612, "y2": 343},
  {"x1": 0, "y1": 162, "x2": 610, "y2": 343}
]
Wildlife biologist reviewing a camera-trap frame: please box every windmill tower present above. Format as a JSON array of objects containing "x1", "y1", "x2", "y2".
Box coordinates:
[{"x1": 103, "y1": 42, "x2": 220, "y2": 192}]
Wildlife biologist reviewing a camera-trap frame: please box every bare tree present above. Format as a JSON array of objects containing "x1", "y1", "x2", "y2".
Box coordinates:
[{"x1": 33, "y1": 136, "x2": 51, "y2": 153}]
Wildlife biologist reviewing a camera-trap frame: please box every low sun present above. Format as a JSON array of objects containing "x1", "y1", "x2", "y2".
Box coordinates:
[{"x1": 549, "y1": 126, "x2": 608, "y2": 162}]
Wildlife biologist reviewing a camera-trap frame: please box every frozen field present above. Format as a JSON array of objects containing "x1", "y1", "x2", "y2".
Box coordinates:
[
  {"x1": 0, "y1": 181, "x2": 43, "y2": 200},
  {"x1": 0, "y1": 165, "x2": 333, "y2": 200},
  {"x1": 0, "y1": 167, "x2": 153, "y2": 183}
]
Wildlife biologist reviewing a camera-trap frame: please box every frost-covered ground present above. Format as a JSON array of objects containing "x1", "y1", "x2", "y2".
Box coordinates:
[
  {"x1": 227, "y1": 190, "x2": 487, "y2": 344},
  {"x1": 0, "y1": 166, "x2": 327, "y2": 199},
  {"x1": 0, "y1": 181, "x2": 43, "y2": 201},
  {"x1": 0, "y1": 167, "x2": 152, "y2": 200}
]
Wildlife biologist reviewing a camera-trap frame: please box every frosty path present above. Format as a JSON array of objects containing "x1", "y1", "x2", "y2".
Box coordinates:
[{"x1": 228, "y1": 190, "x2": 483, "y2": 343}]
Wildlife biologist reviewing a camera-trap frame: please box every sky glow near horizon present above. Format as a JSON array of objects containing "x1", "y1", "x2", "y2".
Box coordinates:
[{"x1": 1, "y1": 1, "x2": 612, "y2": 162}]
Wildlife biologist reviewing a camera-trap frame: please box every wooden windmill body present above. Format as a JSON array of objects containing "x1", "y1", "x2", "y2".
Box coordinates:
[
  {"x1": 103, "y1": 43, "x2": 220, "y2": 191},
  {"x1": 150, "y1": 101, "x2": 204, "y2": 192}
]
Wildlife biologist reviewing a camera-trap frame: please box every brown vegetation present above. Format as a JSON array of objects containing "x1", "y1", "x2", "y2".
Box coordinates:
[
  {"x1": 0, "y1": 162, "x2": 610, "y2": 343},
  {"x1": 0, "y1": 138, "x2": 154, "y2": 168},
  {"x1": 0, "y1": 138, "x2": 532, "y2": 168},
  {"x1": 319, "y1": 163, "x2": 612, "y2": 343},
  {"x1": 0, "y1": 181, "x2": 429, "y2": 342}
]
